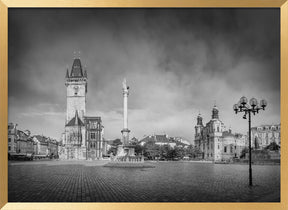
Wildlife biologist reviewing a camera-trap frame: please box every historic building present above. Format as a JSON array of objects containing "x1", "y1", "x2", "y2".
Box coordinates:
[
  {"x1": 8, "y1": 123, "x2": 18, "y2": 153},
  {"x1": 194, "y1": 105, "x2": 246, "y2": 162},
  {"x1": 8, "y1": 123, "x2": 59, "y2": 159},
  {"x1": 32, "y1": 135, "x2": 58, "y2": 157},
  {"x1": 251, "y1": 124, "x2": 281, "y2": 149},
  {"x1": 139, "y1": 134, "x2": 191, "y2": 148},
  {"x1": 85, "y1": 117, "x2": 106, "y2": 160},
  {"x1": 61, "y1": 57, "x2": 105, "y2": 160}
]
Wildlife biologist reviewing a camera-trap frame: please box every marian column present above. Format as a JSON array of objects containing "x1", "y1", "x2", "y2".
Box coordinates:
[{"x1": 121, "y1": 78, "x2": 130, "y2": 146}]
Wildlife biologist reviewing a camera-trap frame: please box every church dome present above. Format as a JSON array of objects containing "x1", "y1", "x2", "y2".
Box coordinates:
[
  {"x1": 197, "y1": 113, "x2": 203, "y2": 126},
  {"x1": 212, "y1": 105, "x2": 219, "y2": 119}
]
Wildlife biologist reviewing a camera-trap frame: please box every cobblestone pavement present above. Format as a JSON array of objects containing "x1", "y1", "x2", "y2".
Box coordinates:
[{"x1": 8, "y1": 160, "x2": 280, "y2": 202}]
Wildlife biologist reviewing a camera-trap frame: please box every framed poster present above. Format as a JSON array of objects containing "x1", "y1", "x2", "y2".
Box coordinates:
[{"x1": 0, "y1": 0, "x2": 287, "y2": 210}]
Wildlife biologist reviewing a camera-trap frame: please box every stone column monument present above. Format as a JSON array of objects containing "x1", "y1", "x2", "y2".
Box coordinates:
[
  {"x1": 115, "y1": 78, "x2": 135, "y2": 157},
  {"x1": 121, "y1": 78, "x2": 130, "y2": 146}
]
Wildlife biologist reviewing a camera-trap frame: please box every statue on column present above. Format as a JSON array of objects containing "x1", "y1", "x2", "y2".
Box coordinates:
[{"x1": 122, "y1": 78, "x2": 129, "y2": 93}]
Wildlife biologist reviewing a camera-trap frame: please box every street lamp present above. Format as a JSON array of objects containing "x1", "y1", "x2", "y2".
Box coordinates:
[{"x1": 233, "y1": 96, "x2": 267, "y2": 186}]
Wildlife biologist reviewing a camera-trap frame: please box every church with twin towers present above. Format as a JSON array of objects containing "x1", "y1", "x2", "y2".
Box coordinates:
[{"x1": 61, "y1": 56, "x2": 106, "y2": 160}]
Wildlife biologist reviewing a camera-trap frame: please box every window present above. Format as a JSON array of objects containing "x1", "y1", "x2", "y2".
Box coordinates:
[
  {"x1": 8, "y1": 146, "x2": 11, "y2": 151},
  {"x1": 218, "y1": 144, "x2": 220, "y2": 149},
  {"x1": 217, "y1": 127, "x2": 219, "y2": 132},
  {"x1": 8, "y1": 138, "x2": 11, "y2": 142},
  {"x1": 224, "y1": 146, "x2": 227, "y2": 153},
  {"x1": 90, "y1": 122, "x2": 97, "y2": 129},
  {"x1": 90, "y1": 132, "x2": 96, "y2": 139}
]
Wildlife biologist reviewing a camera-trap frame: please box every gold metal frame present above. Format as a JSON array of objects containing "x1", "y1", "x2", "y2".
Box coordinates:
[{"x1": 0, "y1": 0, "x2": 287, "y2": 209}]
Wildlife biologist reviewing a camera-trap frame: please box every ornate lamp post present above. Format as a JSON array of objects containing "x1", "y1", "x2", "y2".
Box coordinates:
[{"x1": 233, "y1": 96, "x2": 267, "y2": 186}]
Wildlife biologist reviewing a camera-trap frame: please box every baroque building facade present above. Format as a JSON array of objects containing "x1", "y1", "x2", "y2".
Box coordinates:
[
  {"x1": 61, "y1": 57, "x2": 105, "y2": 160},
  {"x1": 251, "y1": 124, "x2": 281, "y2": 149},
  {"x1": 194, "y1": 105, "x2": 246, "y2": 162}
]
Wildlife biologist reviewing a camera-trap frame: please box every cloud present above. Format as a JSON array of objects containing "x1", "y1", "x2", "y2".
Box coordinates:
[{"x1": 8, "y1": 8, "x2": 280, "y2": 142}]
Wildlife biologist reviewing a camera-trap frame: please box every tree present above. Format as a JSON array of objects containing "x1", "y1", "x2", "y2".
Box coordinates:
[
  {"x1": 265, "y1": 142, "x2": 280, "y2": 151},
  {"x1": 134, "y1": 144, "x2": 144, "y2": 155},
  {"x1": 107, "y1": 147, "x2": 117, "y2": 156},
  {"x1": 240, "y1": 147, "x2": 248, "y2": 158},
  {"x1": 112, "y1": 139, "x2": 122, "y2": 146}
]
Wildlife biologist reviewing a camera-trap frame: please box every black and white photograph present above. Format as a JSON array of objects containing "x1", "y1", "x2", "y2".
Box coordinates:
[{"x1": 8, "y1": 8, "x2": 280, "y2": 202}]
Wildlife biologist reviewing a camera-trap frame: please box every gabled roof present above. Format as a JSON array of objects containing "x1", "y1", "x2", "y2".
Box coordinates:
[
  {"x1": 70, "y1": 58, "x2": 84, "y2": 78},
  {"x1": 33, "y1": 135, "x2": 48, "y2": 143},
  {"x1": 16, "y1": 130, "x2": 29, "y2": 140},
  {"x1": 66, "y1": 110, "x2": 84, "y2": 127},
  {"x1": 155, "y1": 135, "x2": 170, "y2": 142},
  {"x1": 140, "y1": 134, "x2": 170, "y2": 143}
]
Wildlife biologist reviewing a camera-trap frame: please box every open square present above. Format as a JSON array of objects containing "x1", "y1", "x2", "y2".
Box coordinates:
[{"x1": 8, "y1": 160, "x2": 280, "y2": 202}]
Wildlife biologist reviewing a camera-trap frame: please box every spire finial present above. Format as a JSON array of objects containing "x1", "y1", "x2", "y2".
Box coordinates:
[
  {"x1": 73, "y1": 51, "x2": 76, "y2": 59},
  {"x1": 75, "y1": 110, "x2": 79, "y2": 125},
  {"x1": 78, "y1": 51, "x2": 81, "y2": 59},
  {"x1": 84, "y1": 68, "x2": 87, "y2": 78},
  {"x1": 214, "y1": 100, "x2": 217, "y2": 107},
  {"x1": 66, "y1": 68, "x2": 69, "y2": 78}
]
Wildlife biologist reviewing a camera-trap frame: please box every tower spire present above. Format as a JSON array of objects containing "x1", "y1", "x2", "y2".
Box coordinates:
[
  {"x1": 70, "y1": 57, "x2": 84, "y2": 77},
  {"x1": 197, "y1": 111, "x2": 203, "y2": 126},
  {"x1": 84, "y1": 66, "x2": 87, "y2": 78},
  {"x1": 212, "y1": 104, "x2": 219, "y2": 119},
  {"x1": 66, "y1": 67, "x2": 69, "y2": 78}
]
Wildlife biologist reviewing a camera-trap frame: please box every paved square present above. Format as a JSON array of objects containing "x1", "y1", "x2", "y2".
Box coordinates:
[{"x1": 8, "y1": 160, "x2": 280, "y2": 202}]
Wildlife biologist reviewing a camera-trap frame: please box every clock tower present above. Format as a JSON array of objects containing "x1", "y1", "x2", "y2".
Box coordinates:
[
  {"x1": 65, "y1": 58, "x2": 87, "y2": 123},
  {"x1": 60, "y1": 55, "x2": 106, "y2": 160},
  {"x1": 63, "y1": 57, "x2": 88, "y2": 159}
]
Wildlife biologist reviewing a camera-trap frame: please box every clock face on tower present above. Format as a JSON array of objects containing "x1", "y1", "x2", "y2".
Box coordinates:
[{"x1": 74, "y1": 86, "x2": 79, "y2": 95}]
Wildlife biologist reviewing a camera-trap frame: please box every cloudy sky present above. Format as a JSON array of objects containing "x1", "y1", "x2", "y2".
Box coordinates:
[{"x1": 8, "y1": 8, "x2": 280, "y2": 142}]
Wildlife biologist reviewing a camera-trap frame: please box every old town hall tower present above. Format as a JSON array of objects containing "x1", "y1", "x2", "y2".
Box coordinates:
[
  {"x1": 65, "y1": 58, "x2": 87, "y2": 122},
  {"x1": 61, "y1": 56, "x2": 106, "y2": 160},
  {"x1": 63, "y1": 57, "x2": 87, "y2": 159}
]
